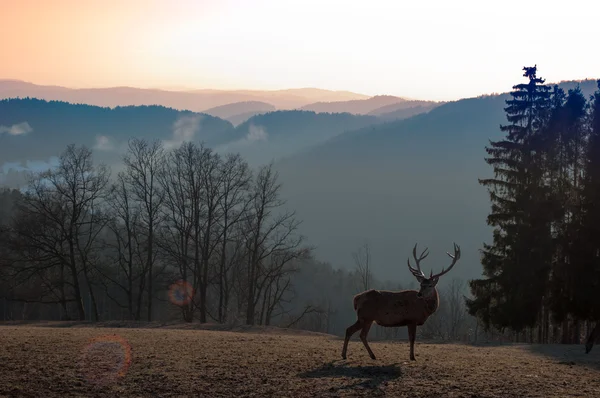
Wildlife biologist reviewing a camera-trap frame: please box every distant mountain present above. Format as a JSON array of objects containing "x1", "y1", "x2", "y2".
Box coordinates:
[
  {"x1": 275, "y1": 79, "x2": 600, "y2": 284},
  {"x1": 376, "y1": 104, "x2": 442, "y2": 122},
  {"x1": 216, "y1": 110, "x2": 380, "y2": 165},
  {"x1": 369, "y1": 99, "x2": 442, "y2": 114},
  {"x1": 0, "y1": 80, "x2": 368, "y2": 112},
  {"x1": 0, "y1": 99, "x2": 382, "y2": 176},
  {"x1": 226, "y1": 111, "x2": 271, "y2": 127},
  {"x1": 300, "y1": 95, "x2": 406, "y2": 115},
  {"x1": 203, "y1": 101, "x2": 276, "y2": 126},
  {"x1": 0, "y1": 98, "x2": 235, "y2": 167},
  {"x1": 203, "y1": 101, "x2": 276, "y2": 119},
  {"x1": 191, "y1": 88, "x2": 370, "y2": 103},
  {"x1": 300, "y1": 95, "x2": 440, "y2": 118}
]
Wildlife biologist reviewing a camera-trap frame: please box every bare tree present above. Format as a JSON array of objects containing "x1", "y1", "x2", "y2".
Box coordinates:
[
  {"x1": 99, "y1": 172, "x2": 147, "y2": 320},
  {"x1": 122, "y1": 138, "x2": 165, "y2": 321},
  {"x1": 242, "y1": 163, "x2": 309, "y2": 325},
  {"x1": 6, "y1": 145, "x2": 109, "y2": 320},
  {"x1": 196, "y1": 146, "x2": 225, "y2": 323},
  {"x1": 352, "y1": 241, "x2": 372, "y2": 291},
  {"x1": 444, "y1": 278, "x2": 467, "y2": 340},
  {"x1": 157, "y1": 143, "x2": 199, "y2": 322},
  {"x1": 215, "y1": 153, "x2": 252, "y2": 323},
  {"x1": 158, "y1": 143, "x2": 247, "y2": 324}
]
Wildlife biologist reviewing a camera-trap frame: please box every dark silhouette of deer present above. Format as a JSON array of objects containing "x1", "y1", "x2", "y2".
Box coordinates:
[{"x1": 341, "y1": 243, "x2": 461, "y2": 361}]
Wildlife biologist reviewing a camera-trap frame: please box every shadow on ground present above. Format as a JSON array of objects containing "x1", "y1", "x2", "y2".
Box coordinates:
[
  {"x1": 526, "y1": 344, "x2": 600, "y2": 371},
  {"x1": 297, "y1": 361, "x2": 402, "y2": 391}
]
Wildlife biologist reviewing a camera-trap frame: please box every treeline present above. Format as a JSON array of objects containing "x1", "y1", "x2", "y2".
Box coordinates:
[
  {"x1": 468, "y1": 66, "x2": 600, "y2": 344},
  {"x1": 0, "y1": 139, "x2": 482, "y2": 341},
  {"x1": 0, "y1": 140, "x2": 312, "y2": 326}
]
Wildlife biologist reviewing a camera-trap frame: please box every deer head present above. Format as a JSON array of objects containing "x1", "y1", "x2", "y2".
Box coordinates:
[{"x1": 407, "y1": 243, "x2": 461, "y2": 298}]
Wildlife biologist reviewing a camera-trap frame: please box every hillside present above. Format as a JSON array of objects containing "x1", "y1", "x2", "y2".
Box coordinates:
[
  {"x1": 376, "y1": 104, "x2": 441, "y2": 121},
  {"x1": 367, "y1": 99, "x2": 442, "y2": 116},
  {"x1": 0, "y1": 80, "x2": 368, "y2": 112},
  {"x1": 368, "y1": 99, "x2": 443, "y2": 121},
  {"x1": 0, "y1": 101, "x2": 383, "y2": 187},
  {"x1": 226, "y1": 111, "x2": 271, "y2": 127},
  {"x1": 216, "y1": 110, "x2": 380, "y2": 165},
  {"x1": 300, "y1": 95, "x2": 406, "y2": 115},
  {"x1": 275, "y1": 79, "x2": 600, "y2": 284},
  {"x1": 203, "y1": 101, "x2": 277, "y2": 126},
  {"x1": 0, "y1": 98, "x2": 235, "y2": 167},
  {"x1": 202, "y1": 101, "x2": 276, "y2": 119}
]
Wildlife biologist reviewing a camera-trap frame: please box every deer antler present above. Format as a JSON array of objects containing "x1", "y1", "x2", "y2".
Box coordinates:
[
  {"x1": 429, "y1": 243, "x2": 461, "y2": 280},
  {"x1": 407, "y1": 243, "x2": 428, "y2": 279}
]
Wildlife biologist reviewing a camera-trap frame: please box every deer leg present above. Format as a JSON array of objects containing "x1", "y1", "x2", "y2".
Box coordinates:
[
  {"x1": 359, "y1": 321, "x2": 376, "y2": 360},
  {"x1": 408, "y1": 323, "x2": 417, "y2": 361},
  {"x1": 341, "y1": 320, "x2": 363, "y2": 359}
]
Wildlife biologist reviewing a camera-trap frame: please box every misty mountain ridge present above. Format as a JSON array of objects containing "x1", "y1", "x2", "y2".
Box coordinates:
[
  {"x1": 302, "y1": 95, "x2": 405, "y2": 114},
  {"x1": 2, "y1": 78, "x2": 598, "y2": 284},
  {"x1": 0, "y1": 80, "x2": 370, "y2": 114},
  {"x1": 0, "y1": 80, "x2": 439, "y2": 124},
  {"x1": 203, "y1": 101, "x2": 276, "y2": 118},
  {"x1": 0, "y1": 99, "x2": 382, "y2": 185},
  {"x1": 189, "y1": 87, "x2": 370, "y2": 103},
  {"x1": 203, "y1": 101, "x2": 277, "y2": 126},
  {"x1": 218, "y1": 110, "x2": 380, "y2": 165}
]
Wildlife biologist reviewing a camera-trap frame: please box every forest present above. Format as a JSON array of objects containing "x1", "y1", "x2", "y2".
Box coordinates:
[{"x1": 467, "y1": 66, "x2": 600, "y2": 347}]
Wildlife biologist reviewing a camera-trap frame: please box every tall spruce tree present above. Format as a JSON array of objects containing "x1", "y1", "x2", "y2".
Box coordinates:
[
  {"x1": 467, "y1": 66, "x2": 552, "y2": 335},
  {"x1": 547, "y1": 87, "x2": 588, "y2": 329},
  {"x1": 569, "y1": 81, "x2": 600, "y2": 324},
  {"x1": 536, "y1": 84, "x2": 567, "y2": 342}
]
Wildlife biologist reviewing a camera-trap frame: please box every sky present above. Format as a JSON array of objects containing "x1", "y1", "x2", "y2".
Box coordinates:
[{"x1": 1, "y1": 0, "x2": 599, "y2": 101}]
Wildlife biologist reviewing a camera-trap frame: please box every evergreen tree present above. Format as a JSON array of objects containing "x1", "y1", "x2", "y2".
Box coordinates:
[
  {"x1": 467, "y1": 66, "x2": 552, "y2": 334},
  {"x1": 547, "y1": 87, "x2": 589, "y2": 330},
  {"x1": 568, "y1": 81, "x2": 600, "y2": 324}
]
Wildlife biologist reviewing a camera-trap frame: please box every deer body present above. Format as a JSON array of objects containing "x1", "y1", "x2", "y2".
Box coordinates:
[
  {"x1": 341, "y1": 243, "x2": 460, "y2": 361},
  {"x1": 354, "y1": 289, "x2": 439, "y2": 328}
]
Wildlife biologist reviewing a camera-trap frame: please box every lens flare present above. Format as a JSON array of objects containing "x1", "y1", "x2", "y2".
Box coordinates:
[
  {"x1": 168, "y1": 279, "x2": 194, "y2": 306},
  {"x1": 79, "y1": 334, "x2": 132, "y2": 386}
]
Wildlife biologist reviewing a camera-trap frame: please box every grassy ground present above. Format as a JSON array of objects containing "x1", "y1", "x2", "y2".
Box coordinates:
[{"x1": 0, "y1": 324, "x2": 598, "y2": 397}]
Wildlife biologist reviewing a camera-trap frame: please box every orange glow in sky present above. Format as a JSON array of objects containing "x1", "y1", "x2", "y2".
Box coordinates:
[{"x1": 1, "y1": 0, "x2": 599, "y2": 100}]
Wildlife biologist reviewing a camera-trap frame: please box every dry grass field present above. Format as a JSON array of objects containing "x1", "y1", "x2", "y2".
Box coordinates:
[{"x1": 0, "y1": 323, "x2": 599, "y2": 397}]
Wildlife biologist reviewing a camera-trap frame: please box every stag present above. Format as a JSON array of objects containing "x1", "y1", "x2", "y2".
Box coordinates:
[{"x1": 341, "y1": 242, "x2": 461, "y2": 361}]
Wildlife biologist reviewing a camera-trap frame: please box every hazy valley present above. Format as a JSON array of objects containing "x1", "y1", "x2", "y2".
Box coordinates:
[{"x1": 2, "y1": 78, "x2": 598, "y2": 284}]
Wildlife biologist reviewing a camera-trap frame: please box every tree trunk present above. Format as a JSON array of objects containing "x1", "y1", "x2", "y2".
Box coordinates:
[
  {"x1": 561, "y1": 318, "x2": 569, "y2": 344},
  {"x1": 573, "y1": 319, "x2": 581, "y2": 344},
  {"x1": 147, "y1": 223, "x2": 153, "y2": 322},
  {"x1": 82, "y1": 268, "x2": 99, "y2": 322},
  {"x1": 537, "y1": 305, "x2": 543, "y2": 343},
  {"x1": 245, "y1": 256, "x2": 257, "y2": 325},
  {"x1": 529, "y1": 326, "x2": 533, "y2": 343},
  {"x1": 544, "y1": 306, "x2": 550, "y2": 343},
  {"x1": 128, "y1": 242, "x2": 134, "y2": 320},
  {"x1": 89, "y1": 289, "x2": 99, "y2": 322},
  {"x1": 68, "y1": 240, "x2": 86, "y2": 320},
  {"x1": 218, "y1": 235, "x2": 227, "y2": 323}
]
